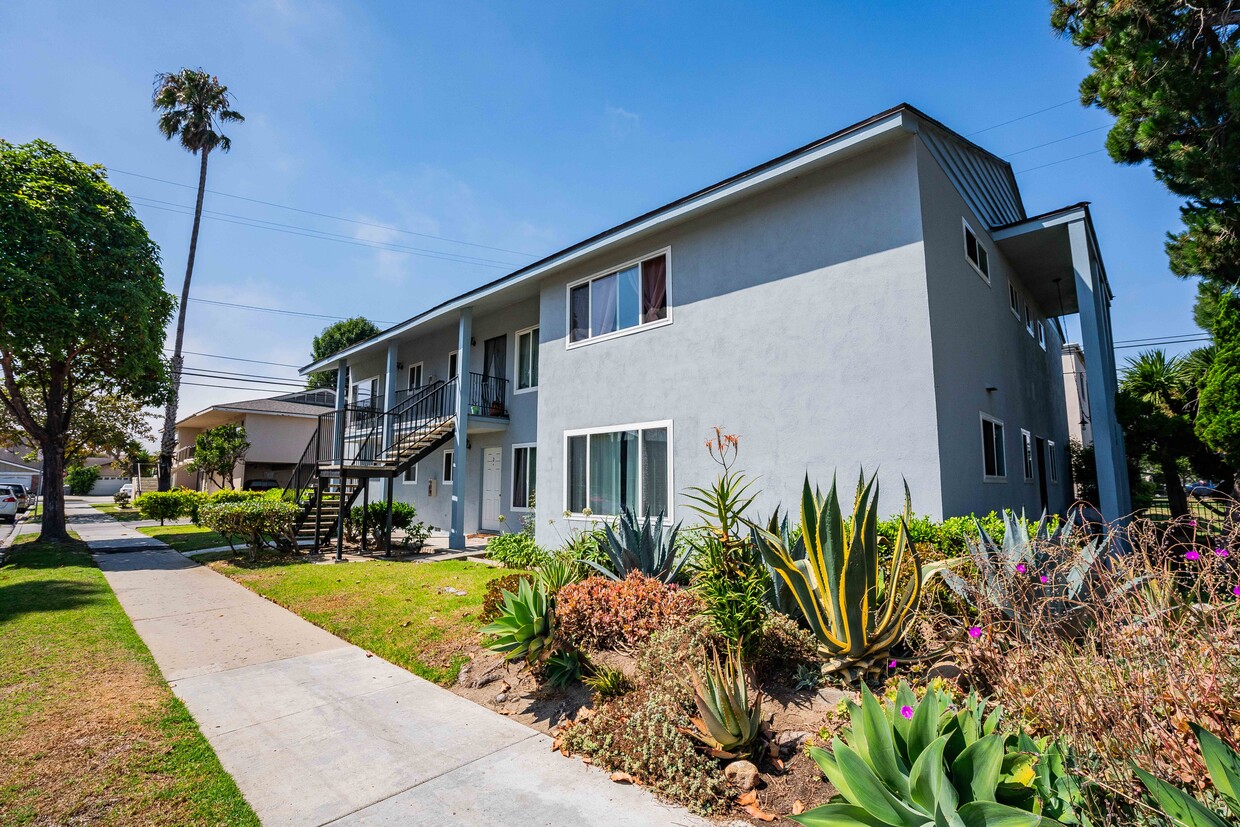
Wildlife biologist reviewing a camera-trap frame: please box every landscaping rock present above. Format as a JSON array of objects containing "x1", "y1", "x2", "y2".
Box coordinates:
[
  {"x1": 724, "y1": 759, "x2": 759, "y2": 791},
  {"x1": 773, "y1": 730, "x2": 811, "y2": 756},
  {"x1": 494, "y1": 691, "x2": 508, "y2": 703},
  {"x1": 816, "y1": 686, "x2": 849, "y2": 707},
  {"x1": 439, "y1": 586, "x2": 467, "y2": 596}
]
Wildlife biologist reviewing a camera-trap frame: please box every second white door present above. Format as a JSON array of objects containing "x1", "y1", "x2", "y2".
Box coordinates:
[{"x1": 481, "y1": 447, "x2": 503, "y2": 532}]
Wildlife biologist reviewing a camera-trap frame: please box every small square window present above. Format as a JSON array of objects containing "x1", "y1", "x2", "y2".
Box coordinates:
[
  {"x1": 442, "y1": 450, "x2": 454, "y2": 484},
  {"x1": 403, "y1": 463, "x2": 418, "y2": 484}
]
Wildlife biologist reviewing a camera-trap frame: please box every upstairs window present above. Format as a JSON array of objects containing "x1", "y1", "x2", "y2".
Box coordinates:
[
  {"x1": 963, "y1": 220, "x2": 990, "y2": 282},
  {"x1": 1008, "y1": 283, "x2": 1020, "y2": 318},
  {"x1": 1048, "y1": 441, "x2": 1059, "y2": 483},
  {"x1": 1037, "y1": 320, "x2": 1046, "y2": 349},
  {"x1": 981, "y1": 414, "x2": 1006, "y2": 481},
  {"x1": 1021, "y1": 430, "x2": 1034, "y2": 481},
  {"x1": 568, "y1": 252, "x2": 669, "y2": 345},
  {"x1": 516, "y1": 326, "x2": 539, "y2": 391}
]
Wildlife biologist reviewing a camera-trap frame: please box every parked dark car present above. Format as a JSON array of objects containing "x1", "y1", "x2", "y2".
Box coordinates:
[
  {"x1": 243, "y1": 479, "x2": 280, "y2": 492},
  {"x1": 1185, "y1": 482, "x2": 1227, "y2": 500}
]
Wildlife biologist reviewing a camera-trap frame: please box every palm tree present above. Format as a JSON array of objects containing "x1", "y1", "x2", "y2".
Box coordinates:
[
  {"x1": 1121, "y1": 349, "x2": 1193, "y2": 517},
  {"x1": 151, "y1": 69, "x2": 243, "y2": 491}
]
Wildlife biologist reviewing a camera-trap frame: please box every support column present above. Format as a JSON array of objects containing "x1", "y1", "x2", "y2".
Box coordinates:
[
  {"x1": 382, "y1": 343, "x2": 398, "y2": 543},
  {"x1": 333, "y1": 358, "x2": 348, "y2": 466},
  {"x1": 450, "y1": 308, "x2": 472, "y2": 550},
  {"x1": 1068, "y1": 220, "x2": 1131, "y2": 521}
]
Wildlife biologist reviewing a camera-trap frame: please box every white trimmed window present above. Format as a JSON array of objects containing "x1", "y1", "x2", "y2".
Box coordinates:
[
  {"x1": 565, "y1": 421, "x2": 671, "y2": 517},
  {"x1": 963, "y1": 220, "x2": 990, "y2": 282},
  {"x1": 568, "y1": 250, "x2": 670, "y2": 346},
  {"x1": 403, "y1": 463, "x2": 418, "y2": 484},
  {"x1": 1024, "y1": 304, "x2": 1035, "y2": 337},
  {"x1": 1037, "y1": 321, "x2": 1046, "y2": 349},
  {"x1": 1008, "y1": 283, "x2": 1020, "y2": 318},
  {"x1": 408, "y1": 362, "x2": 423, "y2": 391},
  {"x1": 516, "y1": 327, "x2": 539, "y2": 391},
  {"x1": 1021, "y1": 430, "x2": 1034, "y2": 481},
  {"x1": 981, "y1": 414, "x2": 1006, "y2": 482},
  {"x1": 442, "y1": 450, "x2": 454, "y2": 485},
  {"x1": 1048, "y1": 441, "x2": 1059, "y2": 483},
  {"x1": 512, "y1": 444, "x2": 536, "y2": 510}
]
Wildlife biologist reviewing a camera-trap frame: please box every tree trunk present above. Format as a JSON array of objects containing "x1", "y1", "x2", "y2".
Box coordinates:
[
  {"x1": 38, "y1": 441, "x2": 71, "y2": 542},
  {"x1": 1160, "y1": 454, "x2": 1191, "y2": 519},
  {"x1": 157, "y1": 147, "x2": 211, "y2": 491}
]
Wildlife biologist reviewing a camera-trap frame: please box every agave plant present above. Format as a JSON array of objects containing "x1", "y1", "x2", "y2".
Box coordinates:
[
  {"x1": 751, "y1": 473, "x2": 923, "y2": 680},
  {"x1": 758, "y1": 507, "x2": 806, "y2": 620},
  {"x1": 544, "y1": 649, "x2": 582, "y2": 688},
  {"x1": 1135, "y1": 723, "x2": 1240, "y2": 827},
  {"x1": 793, "y1": 682, "x2": 1082, "y2": 826},
  {"x1": 584, "y1": 506, "x2": 689, "y2": 584},
  {"x1": 681, "y1": 645, "x2": 764, "y2": 759},
  {"x1": 480, "y1": 578, "x2": 553, "y2": 664},
  {"x1": 943, "y1": 509, "x2": 1117, "y2": 638},
  {"x1": 534, "y1": 555, "x2": 583, "y2": 596}
]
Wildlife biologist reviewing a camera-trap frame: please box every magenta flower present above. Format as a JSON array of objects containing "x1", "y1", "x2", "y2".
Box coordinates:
[
  {"x1": 1215, "y1": 548, "x2": 1229, "y2": 557},
  {"x1": 1040, "y1": 575, "x2": 1049, "y2": 584},
  {"x1": 1185, "y1": 550, "x2": 1200, "y2": 561},
  {"x1": 968, "y1": 626, "x2": 982, "y2": 638},
  {"x1": 1189, "y1": 520, "x2": 1198, "y2": 527},
  {"x1": 1233, "y1": 585, "x2": 1240, "y2": 598},
  {"x1": 888, "y1": 659, "x2": 898, "y2": 669},
  {"x1": 900, "y1": 705, "x2": 914, "y2": 720},
  {"x1": 1016, "y1": 563, "x2": 1027, "y2": 574}
]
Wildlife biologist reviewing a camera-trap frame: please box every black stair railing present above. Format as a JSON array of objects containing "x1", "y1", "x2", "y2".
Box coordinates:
[{"x1": 377, "y1": 376, "x2": 457, "y2": 465}]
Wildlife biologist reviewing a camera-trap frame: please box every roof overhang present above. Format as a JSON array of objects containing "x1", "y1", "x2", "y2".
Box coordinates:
[
  {"x1": 300, "y1": 105, "x2": 931, "y2": 375},
  {"x1": 992, "y1": 203, "x2": 1113, "y2": 316}
]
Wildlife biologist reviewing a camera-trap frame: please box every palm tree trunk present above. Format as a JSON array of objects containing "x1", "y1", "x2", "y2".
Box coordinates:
[{"x1": 157, "y1": 147, "x2": 211, "y2": 491}]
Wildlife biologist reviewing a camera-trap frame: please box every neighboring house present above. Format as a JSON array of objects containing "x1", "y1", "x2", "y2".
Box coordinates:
[
  {"x1": 296, "y1": 104, "x2": 1130, "y2": 552},
  {"x1": 0, "y1": 449, "x2": 41, "y2": 495},
  {"x1": 172, "y1": 389, "x2": 335, "y2": 491},
  {"x1": 1061, "y1": 342, "x2": 1093, "y2": 447}
]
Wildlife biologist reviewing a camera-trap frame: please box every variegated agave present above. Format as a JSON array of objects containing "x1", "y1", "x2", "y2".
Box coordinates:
[
  {"x1": 750, "y1": 473, "x2": 923, "y2": 680},
  {"x1": 585, "y1": 506, "x2": 689, "y2": 584},
  {"x1": 681, "y1": 645, "x2": 764, "y2": 759}
]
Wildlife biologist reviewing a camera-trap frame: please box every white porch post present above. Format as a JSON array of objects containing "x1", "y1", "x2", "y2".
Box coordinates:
[
  {"x1": 332, "y1": 358, "x2": 348, "y2": 465},
  {"x1": 450, "y1": 308, "x2": 472, "y2": 550},
  {"x1": 1068, "y1": 220, "x2": 1131, "y2": 521},
  {"x1": 382, "y1": 343, "x2": 399, "y2": 539}
]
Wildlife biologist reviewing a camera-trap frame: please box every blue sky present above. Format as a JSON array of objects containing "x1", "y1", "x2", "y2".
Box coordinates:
[{"x1": 1, "y1": 1, "x2": 1200, "y2": 425}]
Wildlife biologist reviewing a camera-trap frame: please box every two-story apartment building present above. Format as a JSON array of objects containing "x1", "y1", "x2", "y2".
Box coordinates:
[{"x1": 296, "y1": 104, "x2": 1130, "y2": 551}]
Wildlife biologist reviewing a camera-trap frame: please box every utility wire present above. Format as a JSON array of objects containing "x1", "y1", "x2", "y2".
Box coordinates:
[
  {"x1": 167, "y1": 348, "x2": 304, "y2": 368},
  {"x1": 1002, "y1": 126, "x2": 1110, "y2": 158},
  {"x1": 181, "y1": 367, "x2": 304, "y2": 385},
  {"x1": 107, "y1": 166, "x2": 539, "y2": 257},
  {"x1": 186, "y1": 297, "x2": 396, "y2": 326},
  {"x1": 966, "y1": 99, "x2": 1079, "y2": 137},
  {"x1": 130, "y1": 198, "x2": 515, "y2": 270},
  {"x1": 1014, "y1": 148, "x2": 1109, "y2": 174}
]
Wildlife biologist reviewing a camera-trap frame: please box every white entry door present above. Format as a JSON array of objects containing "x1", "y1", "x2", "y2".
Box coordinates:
[{"x1": 481, "y1": 447, "x2": 503, "y2": 531}]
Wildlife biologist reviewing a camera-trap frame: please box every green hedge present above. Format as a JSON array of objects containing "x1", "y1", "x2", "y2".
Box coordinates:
[
  {"x1": 198, "y1": 499, "x2": 299, "y2": 562},
  {"x1": 485, "y1": 531, "x2": 551, "y2": 569}
]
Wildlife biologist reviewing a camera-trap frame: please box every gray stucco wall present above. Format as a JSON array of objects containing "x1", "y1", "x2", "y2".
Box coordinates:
[
  {"x1": 352, "y1": 297, "x2": 540, "y2": 535},
  {"x1": 915, "y1": 139, "x2": 1072, "y2": 518},
  {"x1": 533, "y1": 137, "x2": 945, "y2": 546}
]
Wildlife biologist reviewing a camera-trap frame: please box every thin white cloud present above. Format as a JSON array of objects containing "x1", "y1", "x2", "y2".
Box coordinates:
[{"x1": 605, "y1": 104, "x2": 640, "y2": 137}]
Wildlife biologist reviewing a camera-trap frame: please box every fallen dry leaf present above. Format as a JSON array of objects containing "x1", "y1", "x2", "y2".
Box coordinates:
[
  {"x1": 793, "y1": 800, "x2": 805, "y2": 815},
  {"x1": 742, "y1": 802, "x2": 777, "y2": 822},
  {"x1": 610, "y1": 772, "x2": 634, "y2": 784},
  {"x1": 737, "y1": 791, "x2": 758, "y2": 806}
]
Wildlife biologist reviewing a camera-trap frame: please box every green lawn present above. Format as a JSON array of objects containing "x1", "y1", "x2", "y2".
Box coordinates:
[
  {"x1": 13, "y1": 529, "x2": 81, "y2": 545},
  {"x1": 0, "y1": 542, "x2": 257, "y2": 826},
  {"x1": 211, "y1": 557, "x2": 516, "y2": 684},
  {"x1": 137, "y1": 525, "x2": 229, "y2": 553},
  {"x1": 89, "y1": 502, "x2": 143, "y2": 521}
]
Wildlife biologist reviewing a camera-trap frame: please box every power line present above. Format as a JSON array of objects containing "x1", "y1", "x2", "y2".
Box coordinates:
[
  {"x1": 187, "y1": 296, "x2": 396, "y2": 326},
  {"x1": 130, "y1": 198, "x2": 516, "y2": 270},
  {"x1": 1114, "y1": 336, "x2": 1211, "y2": 350},
  {"x1": 1014, "y1": 148, "x2": 1108, "y2": 174},
  {"x1": 966, "y1": 99, "x2": 1079, "y2": 137},
  {"x1": 107, "y1": 166, "x2": 539, "y2": 258},
  {"x1": 1114, "y1": 332, "x2": 1207, "y2": 345},
  {"x1": 1003, "y1": 126, "x2": 1109, "y2": 158},
  {"x1": 181, "y1": 367, "x2": 304, "y2": 385},
  {"x1": 180, "y1": 380, "x2": 299, "y2": 392},
  {"x1": 168, "y1": 348, "x2": 304, "y2": 369}
]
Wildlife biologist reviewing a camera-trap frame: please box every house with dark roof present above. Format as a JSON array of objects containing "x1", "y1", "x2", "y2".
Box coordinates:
[
  {"x1": 293, "y1": 104, "x2": 1130, "y2": 553},
  {"x1": 172, "y1": 389, "x2": 335, "y2": 491}
]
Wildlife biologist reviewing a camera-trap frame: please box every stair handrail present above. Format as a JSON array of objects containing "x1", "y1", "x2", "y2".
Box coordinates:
[
  {"x1": 283, "y1": 423, "x2": 321, "y2": 506},
  {"x1": 377, "y1": 375, "x2": 457, "y2": 467}
]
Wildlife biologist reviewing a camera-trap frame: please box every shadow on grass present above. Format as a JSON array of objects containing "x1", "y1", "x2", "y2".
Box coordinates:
[{"x1": 0, "y1": 542, "x2": 105, "y2": 623}]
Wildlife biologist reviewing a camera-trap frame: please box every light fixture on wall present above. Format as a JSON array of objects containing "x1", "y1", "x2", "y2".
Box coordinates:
[{"x1": 985, "y1": 385, "x2": 998, "y2": 393}]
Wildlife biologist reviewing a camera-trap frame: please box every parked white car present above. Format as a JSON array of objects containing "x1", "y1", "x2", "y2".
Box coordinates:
[
  {"x1": 118, "y1": 482, "x2": 134, "y2": 498},
  {"x1": 0, "y1": 486, "x2": 19, "y2": 523},
  {"x1": 5, "y1": 483, "x2": 30, "y2": 513}
]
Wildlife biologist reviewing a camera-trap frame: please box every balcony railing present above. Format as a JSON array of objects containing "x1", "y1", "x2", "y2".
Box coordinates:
[
  {"x1": 174, "y1": 445, "x2": 195, "y2": 465},
  {"x1": 468, "y1": 372, "x2": 508, "y2": 418}
]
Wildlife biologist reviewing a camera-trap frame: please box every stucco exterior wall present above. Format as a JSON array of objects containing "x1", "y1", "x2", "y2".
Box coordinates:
[
  {"x1": 915, "y1": 139, "x2": 1072, "y2": 518},
  {"x1": 533, "y1": 137, "x2": 943, "y2": 546}
]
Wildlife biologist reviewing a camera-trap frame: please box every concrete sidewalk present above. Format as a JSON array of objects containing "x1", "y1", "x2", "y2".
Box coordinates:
[{"x1": 68, "y1": 500, "x2": 706, "y2": 826}]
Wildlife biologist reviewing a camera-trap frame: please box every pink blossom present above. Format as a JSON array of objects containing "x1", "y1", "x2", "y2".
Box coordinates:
[
  {"x1": 968, "y1": 626, "x2": 982, "y2": 638},
  {"x1": 888, "y1": 660, "x2": 898, "y2": 669},
  {"x1": 1233, "y1": 585, "x2": 1240, "y2": 598},
  {"x1": 1040, "y1": 575, "x2": 1049, "y2": 584},
  {"x1": 1185, "y1": 550, "x2": 1200, "y2": 561},
  {"x1": 1189, "y1": 520, "x2": 1198, "y2": 527},
  {"x1": 1215, "y1": 548, "x2": 1229, "y2": 557},
  {"x1": 900, "y1": 706, "x2": 914, "y2": 720},
  {"x1": 1016, "y1": 563, "x2": 1027, "y2": 574}
]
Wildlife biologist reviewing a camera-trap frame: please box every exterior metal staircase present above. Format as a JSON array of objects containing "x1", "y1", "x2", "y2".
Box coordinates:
[{"x1": 282, "y1": 373, "x2": 505, "y2": 552}]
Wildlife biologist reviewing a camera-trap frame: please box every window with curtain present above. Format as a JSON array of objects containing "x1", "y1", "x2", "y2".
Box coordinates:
[
  {"x1": 565, "y1": 424, "x2": 670, "y2": 517},
  {"x1": 517, "y1": 327, "x2": 539, "y2": 390},
  {"x1": 512, "y1": 446, "x2": 536, "y2": 509},
  {"x1": 567, "y1": 252, "x2": 670, "y2": 344}
]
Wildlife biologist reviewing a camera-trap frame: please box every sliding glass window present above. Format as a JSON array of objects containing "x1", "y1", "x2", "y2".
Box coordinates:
[
  {"x1": 565, "y1": 423, "x2": 671, "y2": 517},
  {"x1": 567, "y1": 252, "x2": 669, "y2": 344}
]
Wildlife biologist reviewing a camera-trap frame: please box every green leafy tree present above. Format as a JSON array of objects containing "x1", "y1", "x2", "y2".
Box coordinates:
[
  {"x1": 0, "y1": 389, "x2": 152, "y2": 468},
  {"x1": 65, "y1": 466, "x2": 101, "y2": 496},
  {"x1": 1196, "y1": 291, "x2": 1240, "y2": 469},
  {"x1": 188, "y1": 423, "x2": 250, "y2": 490},
  {"x1": 0, "y1": 140, "x2": 173, "y2": 541},
  {"x1": 307, "y1": 317, "x2": 381, "y2": 390},
  {"x1": 152, "y1": 68, "x2": 244, "y2": 492}
]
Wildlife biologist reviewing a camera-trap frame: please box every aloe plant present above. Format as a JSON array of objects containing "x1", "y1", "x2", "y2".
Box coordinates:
[
  {"x1": 585, "y1": 506, "x2": 689, "y2": 584},
  {"x1": 793, "y1": 682, "x2": 1079, "y2": 826},
  {"x1": 1134, "y1": 723, "x2": 1240, "y2": 827},
  {"x1": 943, "y1": 509, "x2": 1116, "y2": 638},
  {"x1": 751, "y1": 473, "x2": 923, "y2": 679},
  {"x1": 480, "y1": 578, "x2": 553, "y2": 664},
  {"x1": 681, "y1": 646, "x2": 764, "y2": 759},
  {"x1": 544, "y1": 649, "x2": 582, "y2": 688}
]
